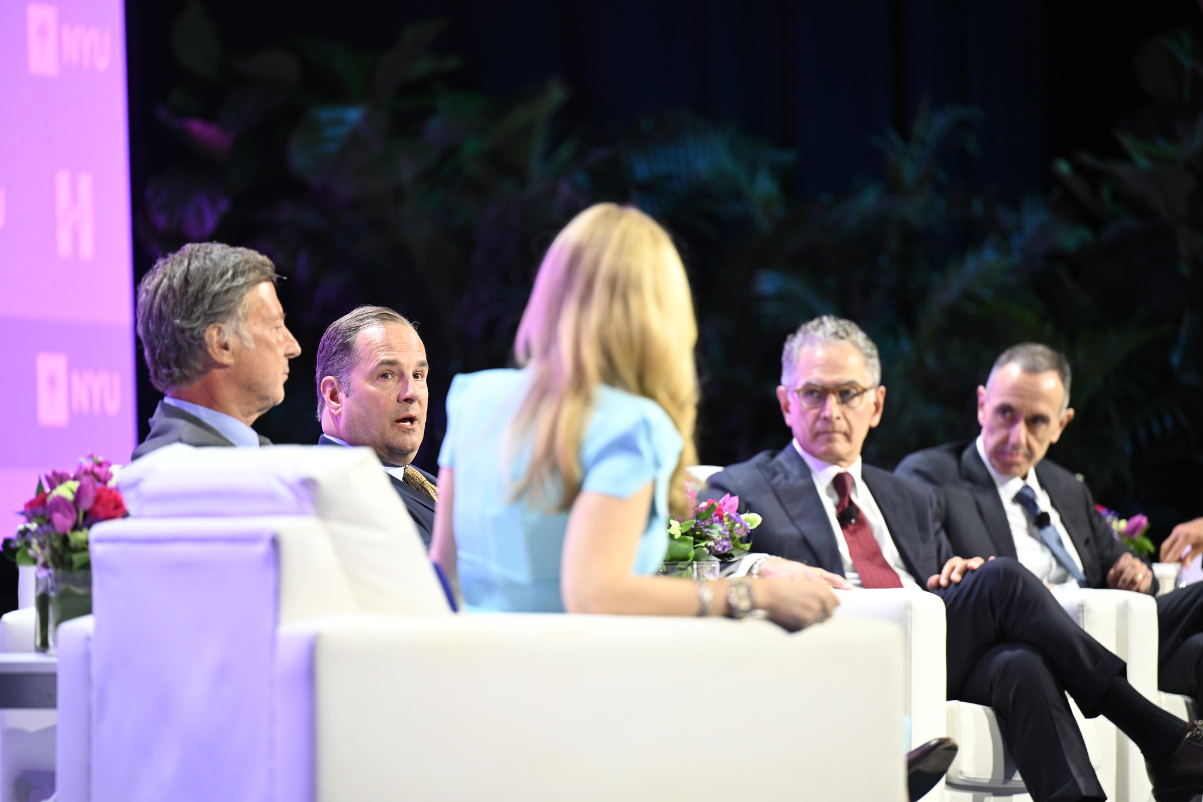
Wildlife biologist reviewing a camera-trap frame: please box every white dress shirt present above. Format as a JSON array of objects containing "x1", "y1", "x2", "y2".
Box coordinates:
[
  {"x1": 792, "y1": 440, "x2": 921, "y2": 590},
  {"x1": 974, "y1": 436, "x2": 1085, "y2": 586},
  {"x1": 321, "y1": 433, "x2": 411, "y2": 482},
  {"x1": 163, "y1": 397, "x2": 261, "y2": 449}
]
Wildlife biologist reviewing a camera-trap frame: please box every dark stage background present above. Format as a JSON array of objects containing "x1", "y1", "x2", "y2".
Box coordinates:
[{"x1": 123, "y1": 0, "x2": 1203, "y2": 539}]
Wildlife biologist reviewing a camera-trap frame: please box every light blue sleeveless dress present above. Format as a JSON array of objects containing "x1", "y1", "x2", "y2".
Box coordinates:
[{"x1": 438, "y1": 368, "x2": 684, "y2": 613}]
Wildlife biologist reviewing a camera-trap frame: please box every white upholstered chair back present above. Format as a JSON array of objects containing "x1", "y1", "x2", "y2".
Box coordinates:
[{"x1": 117, "y1": 443, "x2": 450, "y2": 619}]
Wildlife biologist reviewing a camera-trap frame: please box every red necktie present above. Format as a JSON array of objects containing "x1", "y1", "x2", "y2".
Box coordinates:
[{"x1": 832, "y1": 472, "x2": 902, "y2": 589}]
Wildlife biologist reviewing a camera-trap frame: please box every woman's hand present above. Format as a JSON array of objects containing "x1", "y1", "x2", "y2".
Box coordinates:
[
  {"x1": 757, "y1": 557, "x2": 853, "y2": 589},
  {"x1": 753, "y1": 577, "x2": 839, "y2": 632}
]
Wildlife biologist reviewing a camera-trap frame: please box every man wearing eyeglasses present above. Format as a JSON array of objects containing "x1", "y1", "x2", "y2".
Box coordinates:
[
  {"x1": 703, "y1": 316, "x2": 1203, "y2": 802},
  {"x1": 897, "y1": 342, "x2": 1203, "y2": 728}
]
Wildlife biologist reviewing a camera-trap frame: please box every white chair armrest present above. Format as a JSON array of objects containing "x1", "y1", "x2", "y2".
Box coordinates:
[
  {"x1": 1047, "y1": 586, "x2": 1118, "y2": 652},
  {"x1": 833, "y1": 589, "x2": 947, "y2": 748}
]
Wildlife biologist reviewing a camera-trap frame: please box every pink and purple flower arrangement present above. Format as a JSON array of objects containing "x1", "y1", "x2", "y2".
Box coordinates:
[
  {"x1": 1096, "y1": 504, "x2": 1155, "y2": 559},
  {"x1": 665, "y1": 488, "x2": 762, "y2": 563},
  {"x1": 4, "y1": 454, "x2": 127, "y2": 572}
]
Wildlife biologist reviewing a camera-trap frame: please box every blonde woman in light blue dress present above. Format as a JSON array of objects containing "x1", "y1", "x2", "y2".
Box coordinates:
[{"x1": 431, "y1": 203, "x2": 836, "y2": 629}]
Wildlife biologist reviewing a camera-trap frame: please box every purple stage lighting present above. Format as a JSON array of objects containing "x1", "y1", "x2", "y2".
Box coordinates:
[{"x1": 0, "y1": 0, "x2": 135, "y2": 525}]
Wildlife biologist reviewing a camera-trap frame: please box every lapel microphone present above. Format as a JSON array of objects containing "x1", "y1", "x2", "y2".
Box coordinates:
[
  {"x1": 838, "y1": 506, "x2": 858, "y2": 527},
  {"x1": 1035, "y1": 512, "x2": 1051, "y2": 528}
]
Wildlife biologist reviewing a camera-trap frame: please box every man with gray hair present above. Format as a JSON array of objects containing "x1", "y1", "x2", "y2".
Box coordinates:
[
  {"x1": 705, "y1": 318, "x2": 1203, "y2": 802},
  {"x1": 132, "y1": 243, "x2": 301, "y2": 460},
  {"x1": 898, "y1": 341, "x2": 1203, "y2": 716},
  {"x1": 315, "y1": 306, "x2": 436, "y2": 546}
]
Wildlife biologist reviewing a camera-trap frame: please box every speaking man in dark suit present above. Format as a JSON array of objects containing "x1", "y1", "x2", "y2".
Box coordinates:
[
  {"x1": 132, "y1": 243, "x2": 302, "y2": 461},
  {"x1": 705, "y1": 316, "x2": 1203, "y2": 802},
  {"x1": 896, "y1": 343, "x2": 1203, "y2": 714},
  {"x1": 315, "y1": 306, "x2": 436, "y2": 547}
]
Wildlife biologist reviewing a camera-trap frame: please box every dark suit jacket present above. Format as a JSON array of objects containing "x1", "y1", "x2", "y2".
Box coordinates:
[
  {"x1": 317, "y1": 434, "x2": 435, "y2": 548},
  {"x1": 895, "y1": 440, "x2": 1155, "y2": 594},
  {"x1": 704, "y1": 446, "x2": 952, "y2": 582},
  {"x1": 131, "y1": 400, "x2": 271, "y2": 461}
]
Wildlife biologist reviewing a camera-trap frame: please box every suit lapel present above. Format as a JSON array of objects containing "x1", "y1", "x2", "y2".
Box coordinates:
[
  {"x1": 960, "y1": 444, "x2": 1018, "y2": 559},
  {"x1": 393, "y1": 473, "x2": 436, "y2": 513},
  {"x1": 763, "y1": 447, "x2": 845, "y2": 575},
  {"x1": 861, "y1": 468, "x2": 927, "y2": 582}
]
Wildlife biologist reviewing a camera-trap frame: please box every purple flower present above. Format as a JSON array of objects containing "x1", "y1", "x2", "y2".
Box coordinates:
[
  {"x1": 1123, "y1": 514, "x2": 1149, "y2": 538},
  {"x1": 46, "y1": 495, "x2": 77, "y2": 534},
  {"x1": 75, "y1": 474, "x2": 97, "y2": 512},
  {"x1": 716, "y1": 494, "x2": 740, "y2": 518},
  {"x1": 74, "y1": 455, "x2": 113, "y2": 485},
  {"x1": 45, "y1": 470, "x2": 71, "y2": 491},
  {"x1": 90, "y1": 456, "x2": 113, "y2": 484},
  {"x1": 709, "y1": 536, "x2": 733, "y2": 555}
]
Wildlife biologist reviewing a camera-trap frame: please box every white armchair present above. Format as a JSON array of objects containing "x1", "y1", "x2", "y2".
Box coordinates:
[{"x1": 54, "y1": 445, "x2": 912, "y2": 802}]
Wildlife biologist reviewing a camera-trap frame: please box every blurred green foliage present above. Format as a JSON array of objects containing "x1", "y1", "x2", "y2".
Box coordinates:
[{"x1": 140, "y1": 3, "x2": 1203, "y2": 531}]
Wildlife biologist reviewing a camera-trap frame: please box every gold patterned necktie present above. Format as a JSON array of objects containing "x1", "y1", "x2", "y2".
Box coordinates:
[{"x1": 402, "y1": 465, "x2": 438, "y2": 501}]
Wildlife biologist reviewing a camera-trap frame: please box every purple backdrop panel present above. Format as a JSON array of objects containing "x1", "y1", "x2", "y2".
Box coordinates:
[
  {"x1": 0, "y1": 318, "x2": 136, "y2": 523},
  {"x1": 0, "y1": 0, "x2": 135, "y2": 528},
  {"x1": 0, "y1": 0, "x2": 133, "y2": 326}
]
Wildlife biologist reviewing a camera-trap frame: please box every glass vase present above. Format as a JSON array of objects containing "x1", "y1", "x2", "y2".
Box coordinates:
[
  {"x1": 658, "y1": 559, "x2": 721, "y2": 580},
  {"x1": 49, "y1": 569, "x2": 92, "y2": 651},
  {"x1": 32, "y1": 569, "x2": 93, "y2": 654},
  {"x1": 33, "y1": 570, "x2": 52, "y2": 654}
]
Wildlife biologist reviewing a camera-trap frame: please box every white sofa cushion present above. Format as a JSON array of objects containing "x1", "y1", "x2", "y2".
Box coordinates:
[{"x1": 310, "y1": 614, "x2": 907, "y2": 801}]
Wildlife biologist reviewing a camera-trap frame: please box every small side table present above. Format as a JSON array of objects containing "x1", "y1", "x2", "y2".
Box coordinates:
[{"x1": 0, "y1": 654, "x2": 57, "y2": 708}]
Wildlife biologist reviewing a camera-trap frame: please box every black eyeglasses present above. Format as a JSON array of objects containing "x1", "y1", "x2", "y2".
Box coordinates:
[{"x1": 791, "y1": 384, "x2": 876, "y2": 410}]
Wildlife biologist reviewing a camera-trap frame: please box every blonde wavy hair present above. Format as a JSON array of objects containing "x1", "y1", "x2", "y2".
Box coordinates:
[{"x1": 510, "y1": 203, "x2": 699, "y2": 519}]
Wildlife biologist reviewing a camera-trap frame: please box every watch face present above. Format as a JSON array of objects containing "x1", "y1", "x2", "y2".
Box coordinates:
[{"x1": 727, "y1": 582, "x2": 755, "y2": 618}]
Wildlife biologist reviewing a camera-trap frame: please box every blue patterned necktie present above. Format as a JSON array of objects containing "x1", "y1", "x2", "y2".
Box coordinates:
[{"x1": 1013, "y1": 485, "x2": 1088, "y2": 584}]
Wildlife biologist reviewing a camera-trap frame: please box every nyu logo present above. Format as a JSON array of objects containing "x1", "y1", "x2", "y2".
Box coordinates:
[
  {"x1": 27, "y1": 3, "x2": 112, "y2": 77},
  {"x1": 36, "y1": 352, "x2": 121, "y2": 428},
  {"x1": 55, "y1": 170, "x2": 93, "y2": 260}
]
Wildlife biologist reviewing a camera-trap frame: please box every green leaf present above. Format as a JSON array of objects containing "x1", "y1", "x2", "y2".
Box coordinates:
[
  {"x1": 692, "y1": 546, "x2": 710, "y2": 561},
  {"x1": 370, "y1": 21, "x2": 462, "y2": 103},
  {"x1": 15, "y1": 547, "x2": 34, "y2": 567},
  {"x1": 171, "y1": 0, "x2": 222, "y2": 82},
  {"x1": 665, "y1": 536, "x2": 695, "y2": 562},
  {"x1": 70, "y1": 551, "x2": 91, "y2": 571},
  {"x1": 1131, "y1": 536, "x2": 1157, "y2": 559},
  {"x1": 288, "y1": 105, "x2": 365, "y2": 183}
]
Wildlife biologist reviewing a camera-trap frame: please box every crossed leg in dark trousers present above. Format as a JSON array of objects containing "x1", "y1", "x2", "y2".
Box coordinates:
[{"x1": 933, "y1": 558, "x2": 1167, "y2": 802}]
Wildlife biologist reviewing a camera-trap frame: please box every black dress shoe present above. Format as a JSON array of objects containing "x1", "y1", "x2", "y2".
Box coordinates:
[
  {"x1": 1148, "y1": 721, "x2": 1203, "y2": 802},
  {"x1": 907, "y1": 737, "x2": 958, "y2": 802}
]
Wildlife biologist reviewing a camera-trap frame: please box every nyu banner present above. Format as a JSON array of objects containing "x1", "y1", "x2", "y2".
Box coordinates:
[{"x1": 0, "y1": 0, "x2": 134, "y2": 526}]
